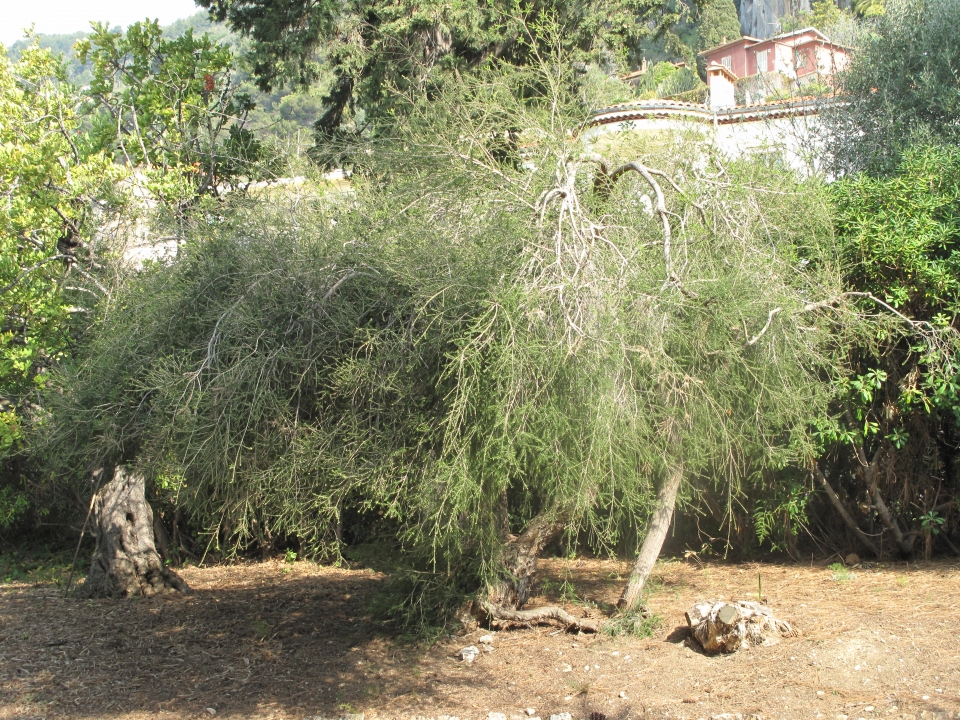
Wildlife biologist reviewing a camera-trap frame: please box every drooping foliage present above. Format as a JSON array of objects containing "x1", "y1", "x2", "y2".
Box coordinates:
[{"x1": 40, "y1": 54, "x2": 864, "y2": 619}]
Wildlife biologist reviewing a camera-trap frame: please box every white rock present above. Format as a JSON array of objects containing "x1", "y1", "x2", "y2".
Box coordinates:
[
  {"x1": 550, "y1": 714, "x2": 573, "y2": 720},
  {"x1": 204, "y1": 710, "x2": 217, "y2": 717},
  {"x1": 619, "y1": 691, "x2": 627, "y2": 699},
  {"x1": 487, "y1": 713, "x2": 507, "y2": 720},
  {"x1": 459, "y1": 645, "x2": 480, "y2": 663},
  {"x1": 478, "y1": 634, "x2": 494, "y2": 645},
  {"x1": 526, "y1": 710, "x2": 537, "y2": 717}
]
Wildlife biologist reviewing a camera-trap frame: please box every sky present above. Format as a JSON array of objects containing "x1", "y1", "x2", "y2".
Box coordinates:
[{"x1": 0, "y1": 0, "x2": 200, "y2": 45}]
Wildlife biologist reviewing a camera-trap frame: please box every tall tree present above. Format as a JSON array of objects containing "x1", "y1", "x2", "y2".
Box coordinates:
[
  {"x1": 825, "y1": 0, "x2": 960, "y2": 176},
  {"x1": 695, "y1": 0, "x2": 742, "y2": 77},
  {"x1": 194, "y1": 0, "x2": 687, "y2": 138}
]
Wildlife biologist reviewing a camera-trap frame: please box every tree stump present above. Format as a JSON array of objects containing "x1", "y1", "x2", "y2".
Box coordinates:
[
  {"x1": 685, "y1": 600, "x2": 796, "y2": 654},
  {"x1": 78, "y1": 466, "x2": 190, "y2": 598}
]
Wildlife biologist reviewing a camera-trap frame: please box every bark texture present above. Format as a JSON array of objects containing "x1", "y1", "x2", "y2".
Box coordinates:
[
  {"x1": 488, "y1": 511, "x2": 567, "y2": 609},
  {"x1": 479, "y1": 600, "x2": 599, "y2": 633},
  {"x1": 686, "y1": 600, "x2": 796, "y2": 654},
  {"x1": 618, "y1": 465, "x2": 683, "y2": 611},
  {"x1": 79, "y1": 466, "x2": 190, "y2": 598}
]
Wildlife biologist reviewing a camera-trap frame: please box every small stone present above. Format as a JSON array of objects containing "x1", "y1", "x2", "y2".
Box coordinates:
[
  {"x1": 711, "y1": 714, "x2": 742, "y2": 720},
  {"x1": 865, "y1": 707, "x2": 874, "y2": 713},
  {"x1": 817, "y1": 691, "x2": 825, "y2": 696},
  {"x1": 341, "y1": 715, "x2": 364, "y2": 720},
  {"x1": 526, "y1": 710, "x2": 537, "y2": 716},
  {"x1": 836, "y1": 715, "x2": 848, "y2": 720},
  {"x1": 487, "y1": 713, "x2": 506, "y2": 720},
  {"x1": 478, "y1": 634, "x2": 494, "y2": 645},
  {"x1": 550, "y1": 714, "x2": 572, "y2": 720},
  {"x1": 459, "y1": 645, "x2": 480, "y2": 663},
  {"x1": 619, "y1": 692, "x2": 627, "y2": 699},
  {"x1": 205, "y1": 710, "x2": 217, "y2": 717}
]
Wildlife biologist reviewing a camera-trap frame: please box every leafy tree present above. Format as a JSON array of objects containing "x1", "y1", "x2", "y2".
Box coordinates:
[
  {"x1": 0, "y1": 43, "x2": 118, "y2": 527},
  {"x1": 196, "y1": 0, "x2": 689, "y2": 138},
  {"x1": 826, "y1": 0, "x2": 960, "y2": 175},
  {"x1": 815, "y1": 144, "x2": 960, "y2": 558},
  {"x1": 77, "y1": 20, "x2": 277, "y2": 204},
  {"x1": 695, "y1": 0, "x2": 741, "y2": 77}
]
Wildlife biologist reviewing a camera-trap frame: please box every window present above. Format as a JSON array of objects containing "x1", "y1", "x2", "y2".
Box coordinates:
[
  {"x1": 755, "y1": 49, "x2": 768, "y2": 72},
  {"x1": 794, "y1": 49, "x2": 808, "y2": 69},
  {"x1": 721, "y1": 56, "x2": 732, "y2": 70}
]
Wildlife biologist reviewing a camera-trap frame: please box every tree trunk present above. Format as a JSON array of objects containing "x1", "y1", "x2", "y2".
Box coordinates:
[
  {"x1": 78, "y1": 466, "x2": 190, "y2": 598},
  {"x1": 813, "y1": 464, "x2": 881, "y2": 557},
  {"x1": 488, "y1": 511, "x2": 568, "y2": 608},
  {"x1": 618, "y1": 464, "x2": 683, "y2": 612}
]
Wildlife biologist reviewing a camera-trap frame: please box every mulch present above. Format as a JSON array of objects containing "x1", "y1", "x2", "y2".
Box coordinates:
[{"x1": 2, "y1": 556, "x2": 959, "y2": 720}]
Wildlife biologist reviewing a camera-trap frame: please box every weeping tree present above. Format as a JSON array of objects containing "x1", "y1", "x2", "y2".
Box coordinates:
[{"x1": 42, "y1": 56, "x2": 863, "y2": 618}]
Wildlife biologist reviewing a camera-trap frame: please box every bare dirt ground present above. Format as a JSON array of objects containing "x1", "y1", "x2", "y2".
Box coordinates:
[{"x1": 2, "y1": 556, "x2": 959, "y2": 720}]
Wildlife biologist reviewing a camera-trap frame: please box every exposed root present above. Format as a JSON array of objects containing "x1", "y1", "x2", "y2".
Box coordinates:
[{"x1": 479, "y1": 599, "x2": 600, "y2": 633}]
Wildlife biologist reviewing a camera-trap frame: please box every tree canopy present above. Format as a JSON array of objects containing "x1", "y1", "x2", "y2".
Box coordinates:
[{"x1": 195, "y1": 0, "x2": 688, "y2": 137}]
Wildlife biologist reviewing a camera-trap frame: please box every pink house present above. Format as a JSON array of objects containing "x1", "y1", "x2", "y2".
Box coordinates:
[{"x1": 698, "y1": 28, "x2": 850, "y2": 107}]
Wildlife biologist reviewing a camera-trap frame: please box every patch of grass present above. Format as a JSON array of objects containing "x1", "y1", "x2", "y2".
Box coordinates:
[
  {"x1": 252, "y1": 619, "x2": 272, "y2": 640},
  {"x1": 602, "y1": 610, "x2": 664, "y2": 638},
  {"x1": 0, "y1": 541, "x2": 77, "y2": 587},
  {"x1": 828, "y1": 562, "x2": 853, "y2": 584},
  {"x1": 896, "y1": 575, "x2": 909, "y2": 587}
]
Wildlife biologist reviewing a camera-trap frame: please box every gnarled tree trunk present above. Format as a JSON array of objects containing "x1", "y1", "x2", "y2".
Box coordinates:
[
  {"x1": 478, "y1": 510, "x2": 599, "y2": 632},
  {"x1": 78, "y1": 466, "x2": 190, "y2": 598},
  {"x1": 488, "y1": 510, "x2": 568, "y2": 608}
]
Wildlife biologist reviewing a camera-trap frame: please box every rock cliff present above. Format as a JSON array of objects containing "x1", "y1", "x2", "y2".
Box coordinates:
[{"x1": 739, "y1": 0, "x2": 812, "y2": 38}]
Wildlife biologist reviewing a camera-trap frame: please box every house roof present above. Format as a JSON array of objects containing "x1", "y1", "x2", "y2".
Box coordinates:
[
  {"x1": 697, "y1": 35, "x2": 762, "y2": 56},
  {"x1": 698, "y1": 27, "x2": 844, "y2": 57}
]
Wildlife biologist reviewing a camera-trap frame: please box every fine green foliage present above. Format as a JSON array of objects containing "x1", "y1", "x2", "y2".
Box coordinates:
[
  {"x1": 828, "y1": 561, "x2": 852, "y2": 583},
  {"x1": 695, "y1": 0, "x2": 741, "y2": 77},
  {"x1": 602, "y1": 610, "x2": 664, "y2": 637},
  {"x1": 826, "y1": 0, "x2": 960, "y2": 175},
  {"x1": 42, "y1": 55, "x2": 861, "y2": 620},
  {"x1": 196, "y1": 0, "x2": 689, "y2": 137},
  {"x1": 0, "y1": 43, "x2": 119, "y2": 527}
]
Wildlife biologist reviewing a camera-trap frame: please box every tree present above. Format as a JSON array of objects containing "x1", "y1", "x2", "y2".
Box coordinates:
[
  {"x1": 0, "y1": 42, "x2": 118, "y2": 528},
  {"x1": 825, "y1": 0, "x2": 960, "y2": 176},
  {"x1": 77, "y1": 20, "x2": 277, "y2": 204},
  {"x1": 815, "y1": 144, "x2": 960, "y2": 559},
  {"x1": 696, "y1": 0, "x2": 742, "y2": 78},
  {"x1": 44, "y1": 57, "x2": 861, "y2": 627},
  {"x1": 195, "y1": 0, "x2": 688, "y2": 139}
]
